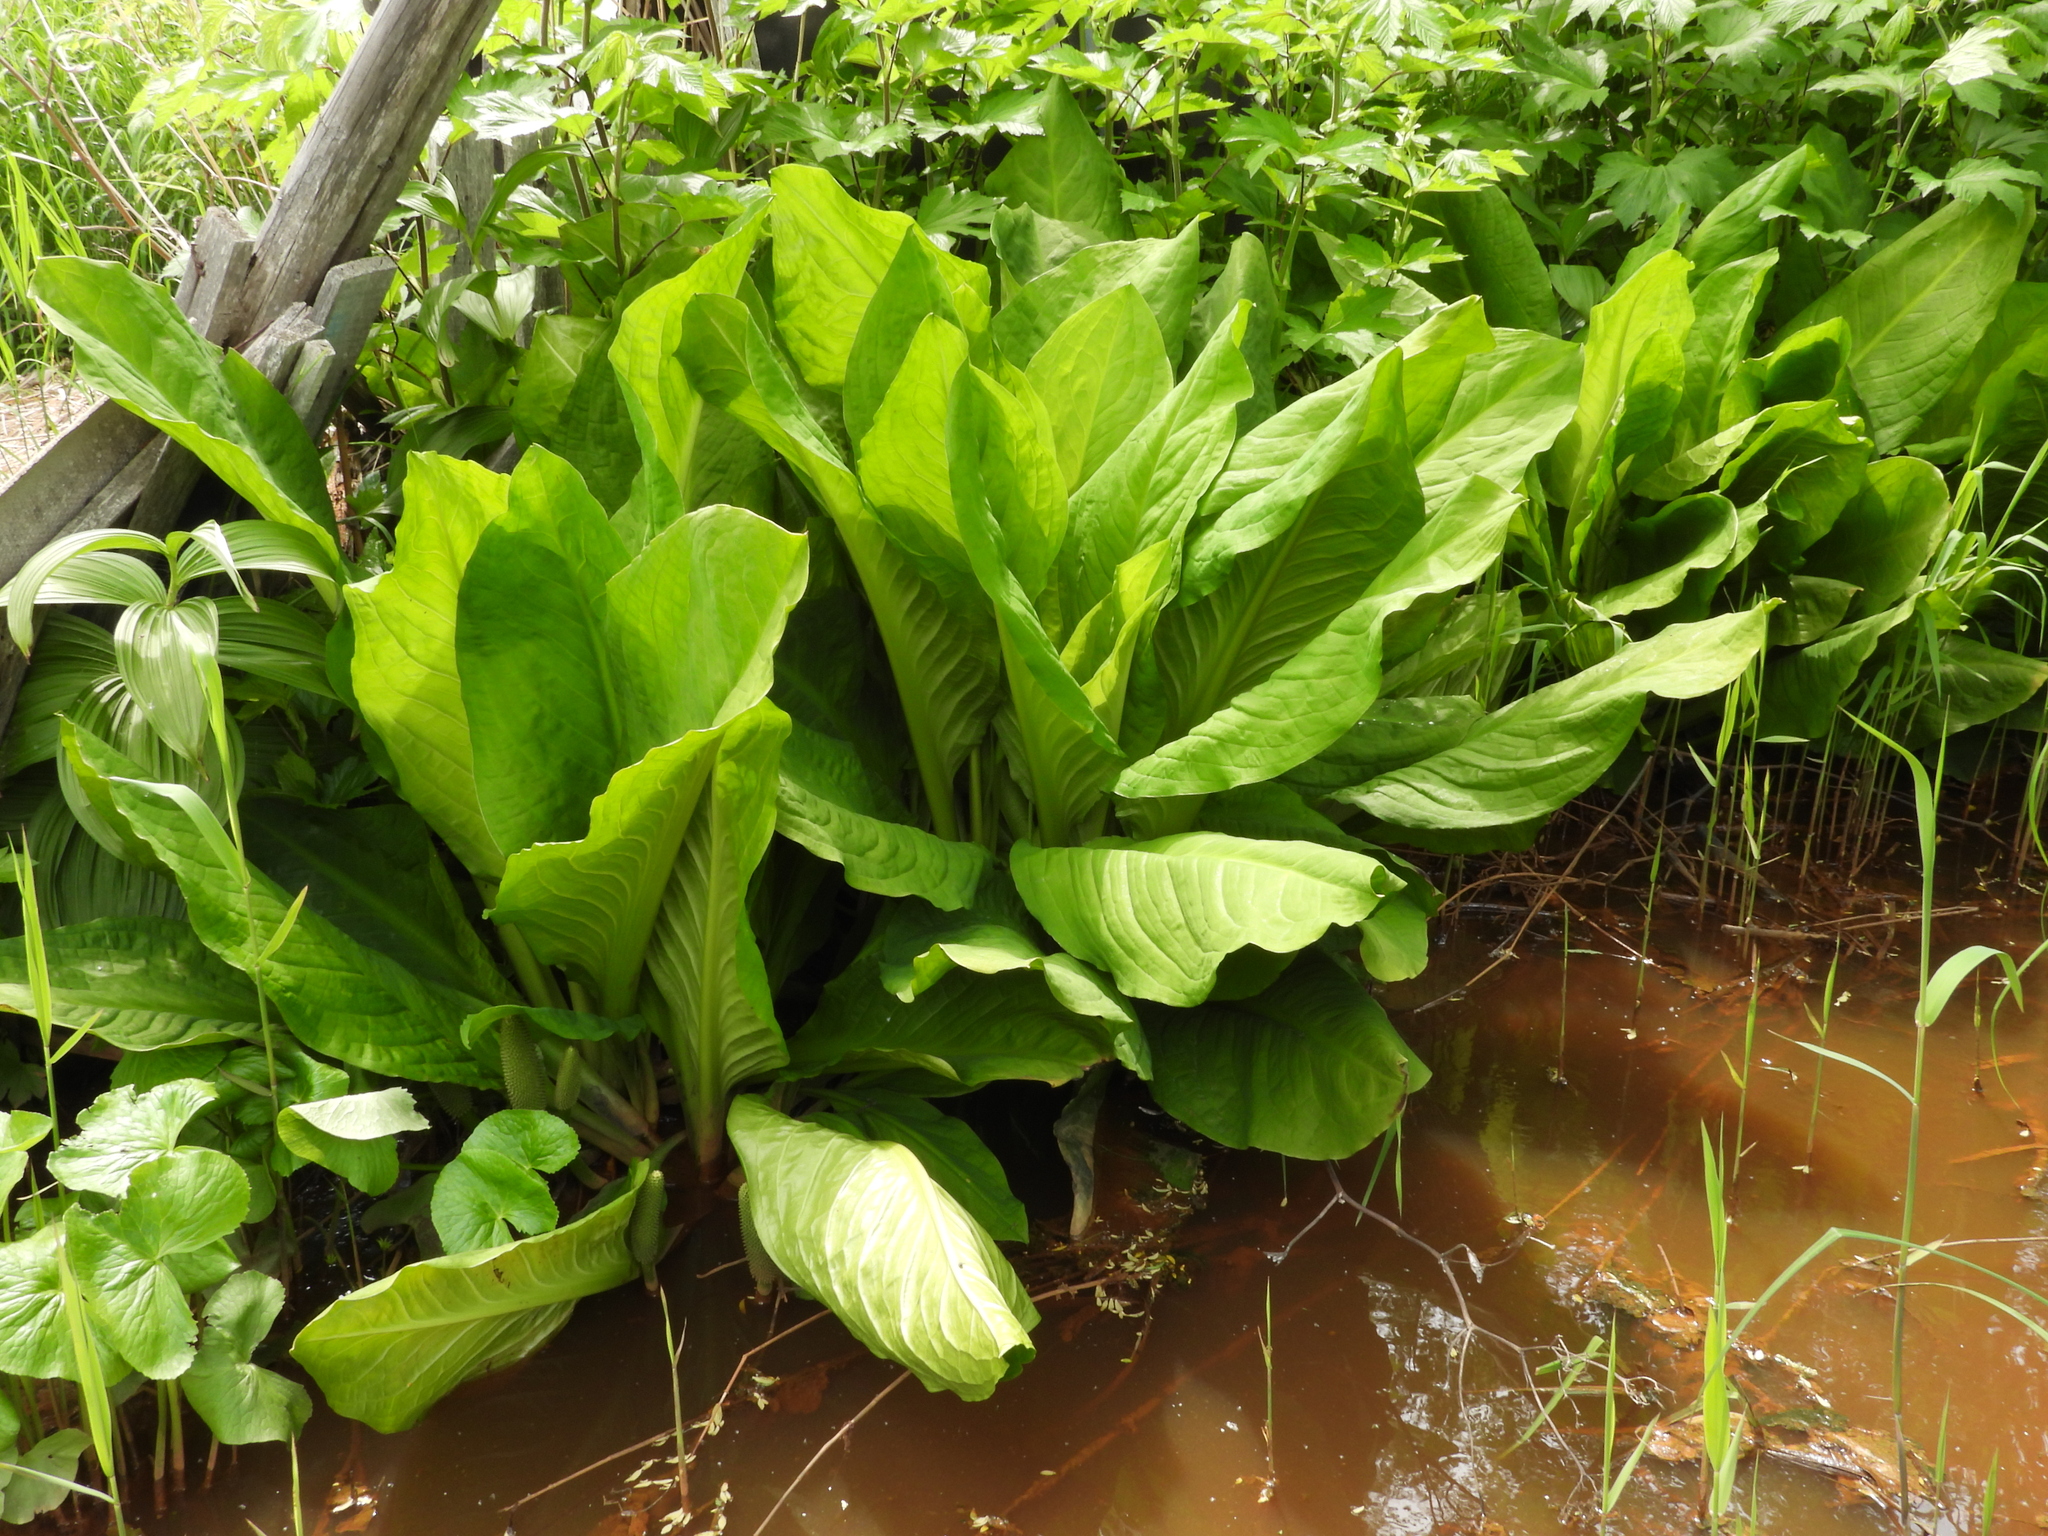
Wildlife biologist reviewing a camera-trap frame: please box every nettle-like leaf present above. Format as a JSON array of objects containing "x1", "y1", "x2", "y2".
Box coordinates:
[
  {"x1": 727, "y1": 1095, "x2": 1038, "y2": 1400},
  {"x1": 431, "y1": 1110, "x2": 580, "y2": 1255},
  {"x1": 984, "y1": 80, "x2": 1130, "y2": 244}
]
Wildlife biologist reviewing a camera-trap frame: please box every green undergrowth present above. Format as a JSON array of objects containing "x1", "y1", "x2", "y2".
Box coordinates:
[{"x1": 0, "y1": 0, "x2": 2045, "y2": 1526}]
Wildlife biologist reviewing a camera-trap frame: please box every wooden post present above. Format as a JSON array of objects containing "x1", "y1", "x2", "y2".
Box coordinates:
[{"x1": 224, "y1": 0, "x2": 503, "y2": 346}]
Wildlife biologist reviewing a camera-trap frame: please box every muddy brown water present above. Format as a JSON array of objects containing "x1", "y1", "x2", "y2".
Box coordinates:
[{"x1": 149, "y1": 909, "x2": 2048, "y2": 1535}]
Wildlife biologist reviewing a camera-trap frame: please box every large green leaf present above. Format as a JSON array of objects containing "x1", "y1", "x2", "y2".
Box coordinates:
[
  {"x1": 1910, "y1": 636, "x2": 2048, "y2": 740},
  {"x1": 1756, "y1": 599, "x2": 1914, "y2": 741},
  {"x1": 28, "y1": 258, "x2": 335, "y2": 552},
  {"x1": 1187, "y1": 231, "x2": 1283, "y2": 424},
  {"x1": 1911, "y1": 281, "x2": 2048, "y2": 458},
  {"x1": 789, "y1": 960, "x2": 1116, "y2": 1091},
  {"x1": 1413, "y1": 334, "x2": 1580, "y2": 514},
  {"x1": 984, "y1": 81, "x2": 1129, "y2": 242},
  {"x1": 1546, "y1": 250, "x2": 1694, "y2": 521},
  {"x1": 1680, "y1": 147, "x2": 1805, "y2": 275},
  {"x1": 0, "y1": 917, "x2": 260, "y2": 1051},
  {"x1": 1589, "y1": 493, "x2": 1740, "y2": 618},
  {"x1": 872, "y1": 892, "x2": 1139, "y2": 1046},
  {"x1": 845, "y1": 228, "x2": 989, "y2": 454},
  {"x1": 68, "y1": 1147, "x2": 250, "y2": 1378},
  {"x1": 771, "y1": 164, "x2": 987, "y2": 390},
  {"x1": 611, "y1": 216, "x2": 765, "y2": 517},
  {"x1": 947, "y1": 367, "x2": 1107, "y2": 759},
  {"x1": 727, "y1": 1095, "x2": 1037, "y2": 1400},
  {"x1": 1117, "y1": 477, "x2": 1520, "y2": 797},
  {"x1": 183, "y1": 1271, "x2": 313, "y2": 1445},
  {"x1": 1064, "y1": 314, "x2": 1252, "y2": 614},
  {"x1": 462, "y1": 482, "x2": 806, "y2": 860},
  {"x1": 490, "y1": 727, "x2": 722, "y2": 1018},
  {"x1": 1416, "y1": 185, "x2": 1558, "y2": 334},
  {"x1": 1163, "y1": 351, "x2": 1416, "y2": 736},
  {"x1": 1786, "y1": 193, "x2": 2028, "y2": 453},
  {"x1": 991, "y1": 222, "x2": 1201, "y2": 369},
  {"x1": 678, "y1": 291, "x2": 1001, "y2": 820},
  {"x1": 605, "y1": 503, "x2": 811, "y2": 758},
  {"x1": 808, "y1": 1089, "x2": 1028, "y2": 1244},
  {"x1": 775, "y1": 721, "x2": 989, "y2": 909},
  {"x1": 1011, "y1": 832, "x2": 1393, "y2": 1006},
  {"x1": 1349, "y1": 608, "x2": 1770, "y2": 833},
  {"x1": 1006, "y1": 541, "x2": 1176, "y2": 844},
  {"x1": 1026, "y1": 285, "x2": 1172, "y2": 493},
  {"x1": 241, "y1": 800, "x2": 511, "y2": 1003},
  {"x1": 1149, "y1": 952, "x2": 1429, "y2": 1159},
  {"x1": 347, "y1": 453, "x2": 510, "y2": 879},
  {"x1": 458, "y1": 448, "x2": 629, "y2": 854},
  {"x1": 641, "y1": 702, "x2": 791, "y2": 1165},
  {"x1": 76, "y1": 728, "x2": 491, "y2": 1086},
  {"x1": 1797, "y1": 456, "x2": 1950, "y2": 618},
  {"x1": 510, "y1": 315, "x2": 639, "y2": 511},
  {"x1": 291, "y1": 1164, "x2": 643, "y2": 1433}
]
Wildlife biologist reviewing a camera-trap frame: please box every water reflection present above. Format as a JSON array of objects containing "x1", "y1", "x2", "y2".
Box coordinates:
[{"x1": 153, "y1": 910, "x2": 2048, "y2": 1535}]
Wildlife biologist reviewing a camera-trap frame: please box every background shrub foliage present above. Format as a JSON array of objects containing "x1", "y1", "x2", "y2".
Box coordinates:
[{"x1": 0, "y1": 0, "x2": 2044, "y2": 1492}]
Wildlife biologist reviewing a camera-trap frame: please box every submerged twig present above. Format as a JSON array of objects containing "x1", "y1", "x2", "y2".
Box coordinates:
[{"x1": 745, "y1": 1369, "x2": 910, "y2": 1536}]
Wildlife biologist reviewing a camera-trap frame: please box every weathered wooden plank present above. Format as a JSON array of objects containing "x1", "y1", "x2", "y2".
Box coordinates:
[
  {"x1": 177, "y1": 208, "x2": 258, "y2": 343},
  {"x1": 299, "y1": 255, "x2": 395, "y2": 435},
  {"x1": 0, "y1": 400, "x2": 156, "y2": 584},
  {"x1": 226, "y1": 0, "x2": 503, "y2": 344}
]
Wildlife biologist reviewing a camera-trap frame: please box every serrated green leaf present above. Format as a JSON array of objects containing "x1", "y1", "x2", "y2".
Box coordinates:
[{"x1": 183, "y1": 1270, "x2": 313, "y2": 1445}]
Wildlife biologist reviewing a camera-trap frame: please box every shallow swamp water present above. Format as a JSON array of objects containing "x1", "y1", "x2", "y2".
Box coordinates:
[{"x1": 146, "y1": 901, "x2": 2048, "y2": 1536}]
